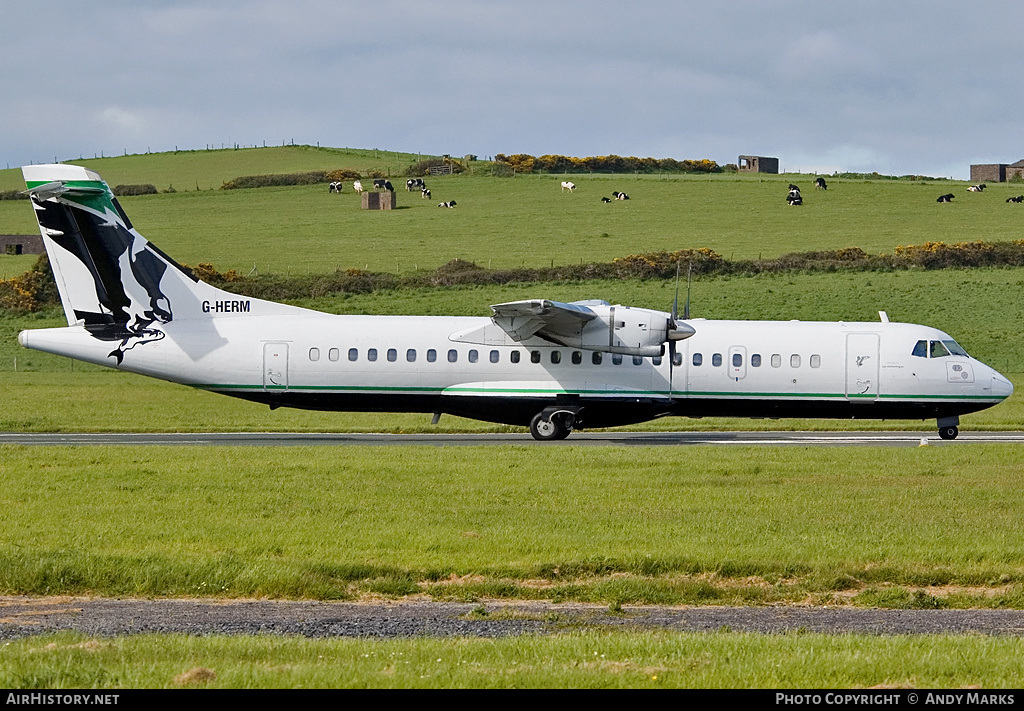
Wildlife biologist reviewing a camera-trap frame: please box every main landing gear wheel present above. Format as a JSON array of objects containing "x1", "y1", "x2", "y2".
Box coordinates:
[
  {"x1": 530, "y1": 412, "x2": 571, "y2": 441},
  {"x1": 938, "y1": 426, "x2": 959, "y2": 440}
]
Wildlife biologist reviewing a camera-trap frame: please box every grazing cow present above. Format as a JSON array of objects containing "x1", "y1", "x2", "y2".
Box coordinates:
[
  {"x1": 612, "y1": 191, "x2": 629, "y2": 200},
  {"x1": 406, "y1": 178, "x2": 426, "y2": 191},
  {"x1": 787, "y1": 187, "x2": 802, "y2": 206},
  {"x1": 353, "y1": 180, "x2": 363, "y2": 193},
  {"x1": 1007, "y1": 195, "x2": 1024, "y2": 203},
  {"x1": 421, "y1": 188, "x2": 431, "y2": 199},
  {"x1": 329, "y1": 181, "x2": 343, "y2": 193},
  {"x1": 438, "y1": 200, "x2": 457, "y2": 208},
  {"x1": 373, "y1": 179, "x2": 394, "y2": 191},
  {"x1": 561, "y1": 181, "x2": 576, "y2": 192},
  {"x1": 601, "y1": 197, "x2": 612, "y2": 203},
  {"x1": 814, "y1": 177, "x2": 827, "y2": 190},
  {"x1": 968, "y1": 184, "x2": 986, "y2": 192},
  {"x1": 936, "y1": 193, "x2": 955, "y2": 203}
]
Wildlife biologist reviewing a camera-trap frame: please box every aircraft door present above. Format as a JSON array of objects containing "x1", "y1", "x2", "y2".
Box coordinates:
[
  {"x1": 845, "y1": 333, "x2": 879, "y2": 401},
  {"x1": 728, "y1": 346, "x2": 747, "y2": 381},
  {"x1": 263, "y1": 342, "x2": 289, "y2": 391}
]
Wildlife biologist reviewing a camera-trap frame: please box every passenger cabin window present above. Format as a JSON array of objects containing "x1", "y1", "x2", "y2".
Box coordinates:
[
  {"x1": 912, "y1": 340, "x2": 928, "y2": 358},
  {"x1": 469, "y1": 349, "x2": 479, "y2": 363},
  {"x1": 511, "y1": 351, "x2": 521, "y2": 364},
  {"x1": 712, "y1": 353, "x2": 722, "y2": 367},
  {"x1": 612, "y1": 354, "x2": 623, "y2": 365},
  {"x1": 309, "y1": 348, "x2": 320, "y2": 362},
  {"x1": 592, "y1": 352, "x2": 603, "y2": 365},
  {"x1": 572, "y1": 351, "x2": 582, "y2": 365},
  {"x1": 531, "y1": 351, "x2": 541, "y2": 363},
  {"x1": 771, "y1": 354, "x2": 781, "y2": 368},
  {"x1": 348, "y1": 348, "x2": 358, "y2": 362},
  {"x1": 490, "y1": 350, "x2": 500, "y2": 363},
  {"x1": 406, "y1": 349, "x2": 416, "y2": 362},
  {"x1": 810, "y1": 354, "x2": 821, "y2": 368},
  {"x1": 329, "y1": 348, "x2": 339, "y2": 362},
  {"x1": 732, "y1": 353, "x2": 743, "y2": 367},
  {"x1": 652, "y1": 355, "x2": 662, "y2": 366},
  {"x1": 368, "y1": 348, "x2": 377, "y2": 362},
  {"x1": 550, "y1": 351, "x2": 561, "y2": 364},
  {"x1": 693, "y1": 353, "x2": 702, "y2": 367},
  {"x1": 673, "y1": 352, "x2": 682, "y2": 367},
  {"x1": 791, "y1": 354, "x2": 801, "y2": 368},
  {"x1": 387, "y1": 348, "x2": 397, "y2": 362},
  {"x1": 427, "y1": 349, "x2": 436, "y2": 362},
  {"x1": 448, "y1": 349, "x2": 458, "y2": 363},
  {"x1": 751, "y1": 354, "x2": 761, "y2": 367}
]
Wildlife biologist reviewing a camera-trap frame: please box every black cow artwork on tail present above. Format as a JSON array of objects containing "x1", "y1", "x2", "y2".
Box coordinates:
[{"x1": 27, "y1": 179, "x2": 178, "y2": 364}]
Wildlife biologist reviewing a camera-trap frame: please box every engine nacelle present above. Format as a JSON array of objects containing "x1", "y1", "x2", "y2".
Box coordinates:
[{"x1": 577, "y1": 305, "x2": 671, "y2": 357}]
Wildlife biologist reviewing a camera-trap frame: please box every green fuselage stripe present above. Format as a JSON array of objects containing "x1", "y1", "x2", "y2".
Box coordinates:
[{"x1": 193, "y1": 383, "x2": 1004, "y2": 402}]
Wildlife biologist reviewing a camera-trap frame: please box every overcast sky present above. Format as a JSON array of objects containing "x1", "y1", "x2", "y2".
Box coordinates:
[{"x1": 3, "y1": 1, "x2": 1022, "y2": 179}]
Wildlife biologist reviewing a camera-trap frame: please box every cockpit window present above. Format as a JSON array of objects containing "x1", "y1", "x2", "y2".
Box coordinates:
[
  {"x1": 929, "y1": 340, "x2": 951, "y2": 358},
  {"x1": 943, "y1": 340, "x2": 969, "y2": 357},
  {"x1": 911, "y1": 340, "x2": 927, "y2": 358}
]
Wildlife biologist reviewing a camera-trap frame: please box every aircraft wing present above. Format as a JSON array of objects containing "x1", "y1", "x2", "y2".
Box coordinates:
[{"x1": 490, "y1": 299, "x2": 601, "y2": 342}]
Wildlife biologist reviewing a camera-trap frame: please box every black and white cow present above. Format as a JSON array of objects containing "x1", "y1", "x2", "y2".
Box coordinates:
[
  {"x1": 373, "y1": 179, "x2": 394, "y2": 191},
  {"x1": 612, "y1": 191, "x2": 629, "y2": 200},
  {"x1": 936, "y1": 193, "x2": 955, "y2": 203},
  {"x1": 814, "y1": 177, "x2": 828, "y2": 190},
  {"x1": 329, "y1": 181, "x2": 343, "y2": 193},
  {"x1": 407, "y1": 178, "x2": 426, "y2": 191},
  {"x1": 787, "y1": 187, "x2": 802, "y2": 205},
  {"x1": 967, "y1": 184, "x2": 986, "y2": 192},
  {"x1": 561, "y1": 181, "x2": 576, "y2": 192},
  {"x1": 1007, "y1": 195, "x2": 1024, "y2": 203},
  {"x1": 438, "y1": 200, "x2": 457, "y2": 208},
  {"x1": 601, "y1": 197, "x2": 612, "y2": 203},
  {"x1": 421, "y1": 188, "x2": 431, "y2": 199}
]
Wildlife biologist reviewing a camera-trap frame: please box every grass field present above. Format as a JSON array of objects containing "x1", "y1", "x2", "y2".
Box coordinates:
[
  {"x1": 0, "y1": 444, "x2": 1021, "y2": 606},
  {"x1": 5, "y1": 631, "x2": 1023, "y2": 688}
]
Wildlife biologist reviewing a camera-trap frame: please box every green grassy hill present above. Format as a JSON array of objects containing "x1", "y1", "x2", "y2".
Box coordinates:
[
  {"x1": 2, "y1": 146, "x2": 1021, "y2": 275},
  {"x1": 0, "y1": 144, "x2": 435, "y2": 192}
]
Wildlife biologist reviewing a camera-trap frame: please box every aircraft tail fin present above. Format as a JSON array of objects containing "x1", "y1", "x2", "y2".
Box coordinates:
[
  {"x1": 21, "y1": 164, "x2": 291, "y2": 365},
  {"x1": 22, "y1": 163, "x2": 202, "y2": 333}
]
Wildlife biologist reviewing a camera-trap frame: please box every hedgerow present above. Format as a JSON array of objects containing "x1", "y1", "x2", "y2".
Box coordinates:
[
  {"x1": 112, "y1": 184, "x2": 158, "y2": 196},
  {"x1": 494, "y1": 153, "x2": 720, "y2": 174},
  {"x1": 5, "y1": 241, "x2": 1024, "y2": 313},
  {"x1": 406, "y1": 158, "x2": 465, "y2": 177},
  {"x1": 221, "y1": 172, "x2": 331, "y2": 190}
]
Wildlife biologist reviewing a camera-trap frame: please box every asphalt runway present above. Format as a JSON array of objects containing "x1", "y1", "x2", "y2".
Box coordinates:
[{"x1": 0, "y1": 431, "x2": 1022, "y2": 446}]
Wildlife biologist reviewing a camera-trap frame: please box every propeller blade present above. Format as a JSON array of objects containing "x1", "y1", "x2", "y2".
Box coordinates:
[
  {"x1": 683, "y1": 262, "x2": 692, "y2": 321},
  {"x1": 672, "y1": 261, "x2": 680, "y2": 324}
]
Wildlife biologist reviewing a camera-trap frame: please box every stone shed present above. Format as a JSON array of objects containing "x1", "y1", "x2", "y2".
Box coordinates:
[
  {"x1": 0, "y1": 234, "x2": 43, "y2": 255},
  {"x1": 738, "y1": 156, "x2": 779, "y2": 174},
  {"x1": 970, "y1": 160, "x2": 1024, "y2": 183}
]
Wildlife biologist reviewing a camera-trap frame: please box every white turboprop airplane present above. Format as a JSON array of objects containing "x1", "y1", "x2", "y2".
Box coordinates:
[{"x1": 18, "y1": 164, "x2": 1013, "y2": 440}]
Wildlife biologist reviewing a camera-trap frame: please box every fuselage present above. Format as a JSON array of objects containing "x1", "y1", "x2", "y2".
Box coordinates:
[{"x1": 20, "y1": 304, "x2": 1013, "y2": 430}]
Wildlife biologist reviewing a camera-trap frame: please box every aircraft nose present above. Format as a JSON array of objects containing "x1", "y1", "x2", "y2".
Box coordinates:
[{"x1": 991, "y1": 374, "x2": 1014, "y2": 400}]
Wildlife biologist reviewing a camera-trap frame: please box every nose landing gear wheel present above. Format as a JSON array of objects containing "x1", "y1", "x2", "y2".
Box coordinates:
[
  {"x1": 938, "y1": 426, "x2": 959, "y2": 440},
  {"x1": 530, "y1": 412, "x2": 570, "y2": 441}
]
